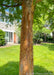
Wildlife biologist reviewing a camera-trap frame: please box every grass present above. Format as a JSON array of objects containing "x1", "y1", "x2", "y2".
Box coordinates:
[{"x1": 0, "y1": 43, "x2": 54, "y2": 75}]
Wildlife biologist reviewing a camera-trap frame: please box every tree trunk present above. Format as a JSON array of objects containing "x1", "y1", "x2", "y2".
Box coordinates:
[
  {"x1": 52, "y1": 31, "x2": 54, "y2": 41},
  {"x1": 19, "y1": 0, "x2": 34, "y2": 75},
  {"x1": 44, "y1": 34, "x2": 46, "y2": 42}
]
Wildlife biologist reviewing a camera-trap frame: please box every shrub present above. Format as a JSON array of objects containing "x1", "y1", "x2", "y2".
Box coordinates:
[
  {"x1": 33, "y1": 32, "x2": 43, "y2": 44},
  {"x1": 33, "y1": 37, "x2": 43, "y2": 44},
  {"x1": 36, "y1": 38, "x2": 43, "y2": 44},
  {"x1": 40, "y1": 38, "x2": 43, "y2": 42},
  {"x1": 33, "y1": 31, "x2": 52, "y2": 44},
  {"x1": 0, "y1": 29, "x2": 5, "y2": 46}
]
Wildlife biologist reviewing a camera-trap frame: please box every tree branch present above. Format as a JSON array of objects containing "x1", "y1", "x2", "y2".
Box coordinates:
[
  {"x1": 34, "y1": 0, "x2": 42, "y2": 9},
  {"x1": 1, "y1": 3, "x2": 22, "y2": 7}
]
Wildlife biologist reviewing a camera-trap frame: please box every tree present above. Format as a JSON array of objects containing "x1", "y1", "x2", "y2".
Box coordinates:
[
  {"x1": 42, "y1": 27, "x2": 51, "y2": 42},
  {"x1": 0, "y1": 0, "x2": 54, "y2": 75},
  {"x1": 45, "y1": 3, "x2": 54, "y2": 41},
  {"x1": 33, "y1": 15, "x2": 46, "y2": 36},
  {"x1": 50, "y1": 21, "x2": 54, "y2": 41}
]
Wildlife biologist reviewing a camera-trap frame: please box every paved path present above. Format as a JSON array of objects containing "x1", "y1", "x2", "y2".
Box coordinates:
[{"x1": 0, "y1": 44, "x2": 19, "y2": 48}]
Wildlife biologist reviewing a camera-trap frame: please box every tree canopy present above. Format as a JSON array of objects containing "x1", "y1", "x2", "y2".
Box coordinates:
[
  {"x1": 0, "y1": 0, "x2": 54, "y2": 24},
  {"x1": 0, "y1": 0, "x2": 54, "y2": 75}
]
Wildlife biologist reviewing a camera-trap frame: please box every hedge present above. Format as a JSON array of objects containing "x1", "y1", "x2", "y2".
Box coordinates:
[{"x1": 0, "y1": 29, "x2": 5, "y2": 46}]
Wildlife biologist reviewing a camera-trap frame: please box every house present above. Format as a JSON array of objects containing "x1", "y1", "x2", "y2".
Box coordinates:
[{"x1": 0, "y1": 21, "x2": 18, "y2": 44}]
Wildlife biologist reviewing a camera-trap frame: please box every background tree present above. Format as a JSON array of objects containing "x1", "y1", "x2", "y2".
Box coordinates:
[
  {"x1": 50, "y1": 21, "x2": 54, "y2": 41},
  {"x1": 42, "y1": 27, "x2": 51, "y2": 42}
]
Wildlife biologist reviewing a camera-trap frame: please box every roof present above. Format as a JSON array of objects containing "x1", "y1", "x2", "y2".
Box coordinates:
[{"x1": 0, "y1": 22, "x2": 15, "y2": 32}]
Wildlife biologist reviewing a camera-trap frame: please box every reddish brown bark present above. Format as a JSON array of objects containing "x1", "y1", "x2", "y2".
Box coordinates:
[{"x1": 19, "y1": 0, "x2": 34, "y2": 75}]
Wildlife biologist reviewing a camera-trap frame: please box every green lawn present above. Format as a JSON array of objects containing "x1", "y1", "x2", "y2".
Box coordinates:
[{"x1": 0, "y1": 43, "x2": 54, "y2": 75}]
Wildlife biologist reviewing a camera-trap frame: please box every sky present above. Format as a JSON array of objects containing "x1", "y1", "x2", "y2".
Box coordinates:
[{"x1": 0, "y1": 6, "x2": 22, "y2": 23}]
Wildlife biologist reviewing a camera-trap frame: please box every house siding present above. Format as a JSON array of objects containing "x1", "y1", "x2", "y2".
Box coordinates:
[{"x1": 0, "y1": 22, "x2": 18, "y2": 44}]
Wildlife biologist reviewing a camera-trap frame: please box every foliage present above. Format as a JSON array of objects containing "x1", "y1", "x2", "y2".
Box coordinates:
[
  {"x1": 33, "y1": 0, "x2": 54, "y2": 43},
  {"x1": 0, "y1": 0, "x2": 54, "y2": 43},
  {"x1": 33, "y1": 31, "x2": 43, "y2": 44},
  {"x1": 0, "y1": 0, "x2": 53, "y2": 24},
  {"x1": 33, "y1": 29, "x2": 52, "y2": 44},
  {"x1": 33, "y1": 15, "x2": 46, "y2": 35},
  {"x1": 0, "y1": 29, "x2": 5, "y2": 46},
  {"x1": 41, "y1": 33, "x2": 53, "y2": 42},
  {"x1": 34, "y1": 0, "x2": 54, "y2": 32},
  {"x1": 42, "y1": 27, "x2": 51, "y2": 34},
  {"x1": 0, "y1": 0, "x2": 22, "y2": 23},
  {"x1": 33, "y1": 16, "x2": 52, "y2": 43}
]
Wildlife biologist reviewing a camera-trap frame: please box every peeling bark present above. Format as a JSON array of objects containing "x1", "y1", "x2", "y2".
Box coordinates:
[{"x1": 19, "y1": 0, "x2": 34, "y2": 75}]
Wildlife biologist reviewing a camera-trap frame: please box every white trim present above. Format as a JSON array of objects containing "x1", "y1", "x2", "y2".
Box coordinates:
[{"x1": 1, "y1": 29, "x2": 15, "y2": 32}]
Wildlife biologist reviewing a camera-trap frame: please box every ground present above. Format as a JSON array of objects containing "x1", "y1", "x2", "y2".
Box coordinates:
[{"x1": 0, "y1": 43, "x2": 54, "y2": 75}]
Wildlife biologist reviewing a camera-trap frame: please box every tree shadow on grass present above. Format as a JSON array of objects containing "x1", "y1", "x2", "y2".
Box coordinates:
[
  {"x1": 41, "y1": 43, "x2": 54, "y2": 51},
  {"x1": 0, "y1": 61, "x2": 53, "y2": 75},
  {"x1": 0, "y1": 62, "x2": 19, "y2": 75},
  {"x1": 34, "y1": 66, "x2": 53, "y2": 75}
]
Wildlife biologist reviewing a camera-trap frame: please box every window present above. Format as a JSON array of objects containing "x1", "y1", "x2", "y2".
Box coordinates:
[
  {"x1": 9, "y1": 32, "x2": 13, "y2": 42},
  {"x1": 5, "y1": 32, "x2": 9, "y2": 42},
  {"x1": 5, "y1": 32, "x2": 13, "y2": 42}
]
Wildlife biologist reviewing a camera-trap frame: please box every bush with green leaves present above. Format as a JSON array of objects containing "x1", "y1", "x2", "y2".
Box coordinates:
[
  {"x1": 0, "y1": 29, "x2": 5, "y2": 46},
  {"x1": 33, "y1": 31, "x2": 53, "y2": 44},
  {"x1": 33, "y1": 32, "x2": 43, "y2": 44}
]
